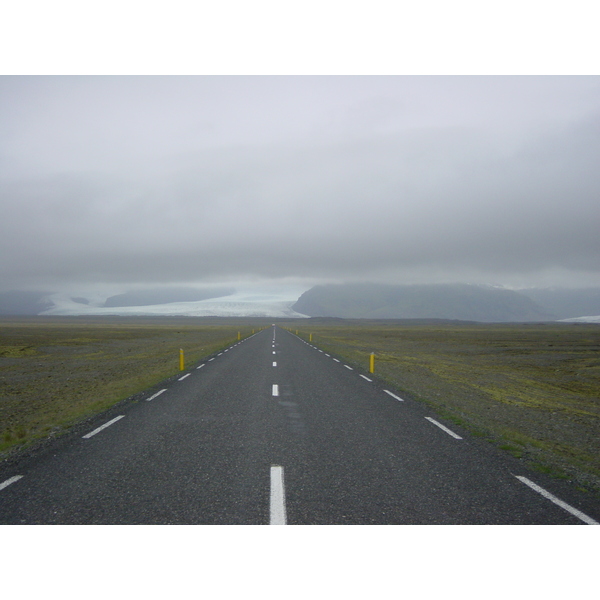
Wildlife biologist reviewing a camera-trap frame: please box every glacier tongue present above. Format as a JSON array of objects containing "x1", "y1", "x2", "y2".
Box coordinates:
[
  {"x1": 41, "y1": 291, "x2": 309, "y2": 318},
  {"x1": 558, "y1": 315, "x2": 600, "y2": 323}
]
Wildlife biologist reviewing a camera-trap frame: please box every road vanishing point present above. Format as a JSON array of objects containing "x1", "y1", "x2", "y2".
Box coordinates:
[{"x1": 1, "y1": 326, "x2": 598, "y2": 525}]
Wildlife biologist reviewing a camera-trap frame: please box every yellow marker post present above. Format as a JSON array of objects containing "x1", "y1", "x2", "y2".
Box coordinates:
[
  {"x1": 309, "y1": 333, "x2": 313, "y2": 342},
  {"x1": 252, "y1": 329, "x2": 255, "y2": 334},
  {"x1": 238, "y1": 332, "x2": 241, "y2": 340},
  {"x1": 179, "y1": 349, "x2": 185, "y2": 371},
  {"x1": 369, "y1": 352, "x2": 375, "y2": 374},
  {"x1": 296, "y1": 330, "x2": 298, "y2": 335}
]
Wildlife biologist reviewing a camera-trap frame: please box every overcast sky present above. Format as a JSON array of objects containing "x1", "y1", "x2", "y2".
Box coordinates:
[{"x1": 1, "y1": 75, "x2": 600, "y2": 297}]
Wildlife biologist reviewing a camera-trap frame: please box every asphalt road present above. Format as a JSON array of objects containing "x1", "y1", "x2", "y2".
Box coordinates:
[{"x1": 1, "y1": 326, "x2": 598, "y2": 524}]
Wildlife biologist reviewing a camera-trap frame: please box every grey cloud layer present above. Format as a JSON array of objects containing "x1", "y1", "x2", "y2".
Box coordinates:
[{"x1": 1, "y1": 77, "x2": 599, "y2": 292}]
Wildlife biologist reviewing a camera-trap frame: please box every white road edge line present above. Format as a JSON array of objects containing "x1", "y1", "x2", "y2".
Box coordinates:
[
  {"x1": 146, "y1": 389, "x2": 167, "y2": 401},
  {"x1": 272, "y1": 384, "x2": 279, "y2": 397},
  {"x1": 333, "y1": 358, "x2": 340, "y2": 363},
  {"x1": 344, "y1": 365, "x2": 353, "y2": 370},
  {"x1": 515, "y1": 476, "x2": 599, "y2": 525},
  {"x1": 82, "y1": 415, "x2": 125, "y2": 439},
  {"x1": 360, "y1": 374, "x2": 372, "y2": 382},
  {"x1": 0, "y1": 475, "x2": 23, "y2": 492},
  {"x1": 383, "y1": 390, "x2": 404, "y2": 402},
  {"x1": 178, "y1": 373, "x2": 191, "y2": 381},
  {"x1": 197, "y1": 364, "x2": 205, "y2": 369},
  {"x1": 270, "y1": 465, "x2": 287, "y2": 525},
  {"x1": 425, "y1": 417, "x2": 462, "y2": 439}
]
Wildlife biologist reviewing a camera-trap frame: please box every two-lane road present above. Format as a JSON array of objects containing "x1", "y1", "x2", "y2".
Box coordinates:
[{"x1": 1, "y1": 326, "x2": 598, "y2": 524}]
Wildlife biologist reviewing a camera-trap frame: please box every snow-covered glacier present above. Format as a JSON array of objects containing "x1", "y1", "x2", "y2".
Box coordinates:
[
  {"x1": 40, "y1": 290, "x2": 309, "y2": 318},
  {"x1": 558, "y1": 315, "x2": 600, "y2": 323}
]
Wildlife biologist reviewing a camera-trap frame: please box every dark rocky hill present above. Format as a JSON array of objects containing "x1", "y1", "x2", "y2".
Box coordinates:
[
  {"x1": 292, "y1": 283, "x2": 555, "y2": 322},
  {"x1": 0, "y1": 291, "x2": 53, "y2": 315}
]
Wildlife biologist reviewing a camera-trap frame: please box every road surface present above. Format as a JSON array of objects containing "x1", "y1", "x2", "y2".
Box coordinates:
[{"x1": 1, "y1": 326, "x2": 598, "y2": 524}]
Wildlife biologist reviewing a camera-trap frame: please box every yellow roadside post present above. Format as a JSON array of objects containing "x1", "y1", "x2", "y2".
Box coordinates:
[
  {"x1": 369, "y1": 352, "x2": 375, "y2": 374},
  {"x1": 296, "y1": 330, "x2": 298, "y2": 335},
  {"x1": 309, "y1": 333, "x2": 313, "y2": 342},
  {"x1": 179, "y1": 349, "x2": 185, "y2": 371},
  {"x1": 238, "y1": 332, "x2": 241, "y2": 340}
]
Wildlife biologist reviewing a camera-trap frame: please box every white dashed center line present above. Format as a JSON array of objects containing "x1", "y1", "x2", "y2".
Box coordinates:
[
  {"x1": 197, "y1": 364, "x2": 205, "y2": 369},
  {"x1": 270, "y1": 465, "x2": 287, "y2": 525},
  {"x1": 273, "y1": 361, "x2": 277, "y2": 367},
  {"x1": 359, "y1": 375, "x2": 372, "y2": 382},
  {"x1": 333, "y1": 358, "x2": 340, "y2": 363},
  {"x1": 425, "y1": 417, "x2": 462, "y2": 439},
  {"x1": 344, "y1": 365, "x2": 353, "y2": 370},
  {"x1": 178, "y1": 373, "x2": 191, "y2": 381},
  {"x1": 82, "y1": 415, "x2": 125, "y2": 439},
  {"x1": 272, "y1": 384, "x2": 279, "y2": 397}
]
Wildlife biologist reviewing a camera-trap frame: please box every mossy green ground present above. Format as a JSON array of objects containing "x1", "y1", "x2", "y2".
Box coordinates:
[
  {"x1": 0, "y1": 316, "x2": 267, "y2": 456},
  {"x1": 282, "y1": 321, "x2": 600, "y2": 494}
]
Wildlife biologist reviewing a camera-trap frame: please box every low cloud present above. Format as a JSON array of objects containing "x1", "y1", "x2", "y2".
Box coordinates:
[{"x1": 1, "y1": 76, "x2": 599, "y2": 295}]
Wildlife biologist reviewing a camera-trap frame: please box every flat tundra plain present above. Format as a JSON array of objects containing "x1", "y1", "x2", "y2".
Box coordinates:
[{"x1": 1, "y1": 316, "x2": 599, "y2": 499}]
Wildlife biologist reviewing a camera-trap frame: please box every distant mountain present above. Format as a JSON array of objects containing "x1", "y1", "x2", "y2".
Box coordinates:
[
  {"x1": 518, "y1": 288, "x2": 600, "y2": 320},
  {"x1": 292, "y1": 283, "x2": 554, "y2": 322},
  {"x1": 103, "y1": 287, "x2": 235, "y2": 307},
  {"x1": 6, "y1": 284, "x2": 599, "y2": 322},
  {"x1": 0, "y1": 291, "x2": 53, "y2": 315}
]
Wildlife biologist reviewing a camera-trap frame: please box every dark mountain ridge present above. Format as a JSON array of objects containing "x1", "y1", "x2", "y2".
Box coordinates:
[
  {"x1": 0, "y1": 291, "x2": 54, "y2": 315},
  {"x1": 292, "y1": 283, "x2": 556, "y2": 322}
]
